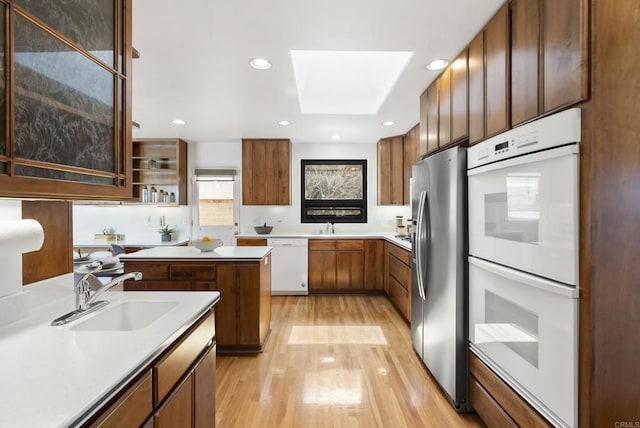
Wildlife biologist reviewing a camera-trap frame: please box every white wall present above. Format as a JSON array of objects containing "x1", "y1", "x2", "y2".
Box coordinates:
[
  {"x1": 73, "y1": 204, "x2": 191, "y2": 243},
  {"x1": 189, "y1": 141, "x2": 410, "y2": 235},
  {"x1": 0, "y1": 199, "x2": 25, "y2": 296}
]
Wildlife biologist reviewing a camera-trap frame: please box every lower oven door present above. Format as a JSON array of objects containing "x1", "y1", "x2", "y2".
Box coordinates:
[{"x1": 469, "y1": 256, "x2": 579, "y2": 428}]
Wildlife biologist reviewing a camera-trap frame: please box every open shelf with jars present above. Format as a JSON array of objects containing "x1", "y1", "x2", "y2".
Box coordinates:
[{"x1": 131, "y1": 138, "x2": 188, "y2": 205}]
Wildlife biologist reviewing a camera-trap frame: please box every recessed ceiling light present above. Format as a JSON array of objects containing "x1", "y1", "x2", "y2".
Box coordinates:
[
  {"x1": 278, "y1": 120, "x2": 291, "y2": 126},
  {"x1": 382, "y1": 121, "x2": 395, "y2": 126},
  {"x1": 331, "y1": 135, "x2": 341, "y2": 140},
  {"x1": 172, "y1": 119, "x2": 186, "y2": 125},
  {"x1": 425, "y1": 59, "x2": 449, "y2": 71},
  {"x1": 249, "y1": 57, "x2": 272, "y2": 70}
]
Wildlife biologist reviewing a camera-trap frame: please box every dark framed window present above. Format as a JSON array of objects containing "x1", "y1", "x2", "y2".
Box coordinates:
[{"x1": 301, "y1": 159, "x2": 367, "y2": 223}]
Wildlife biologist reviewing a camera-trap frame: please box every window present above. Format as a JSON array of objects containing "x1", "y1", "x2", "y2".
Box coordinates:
[
  {"x1": 192, "y1": 169, "x2": 239, "y2": 244},
  {"x1": 301, "y1": 160, "x2": 367, "y2": 223}
]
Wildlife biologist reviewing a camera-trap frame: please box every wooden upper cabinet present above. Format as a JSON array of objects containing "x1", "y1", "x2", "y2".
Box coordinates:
[
  {"x1": 511, "y1": 0, "x2": 540, "y2": 126},
  {"x1": 242, "y1": 139, "x2": 291, "y2": 205},
  {"x1": 438, "y1": 67, "x2": 452, "y2": 147},
  {"x1": 511, "y1": 0, "x2": 587, "y2": 125},
  {"x1": 450, "y1": 49, "x2": 469, "y2": 143},
  {"x1": 485, "y1": 3, "x2": 510, "y2": 138},
  {"x1": 468, "y1": 31, "x2": 485, "y2": 145},
  {"x1": 426, "y1": 82, "x2": 439, "y2": 153},
  {"x1": 377, "y1": 136, "x2": 404, "y2": 205},
  {"x1": 542, "y1": 0, "x2": 588, "y2": 113},
  {"x1": 131, "y1": 139, "x2": 188, "y2": 205},
  {"x1": 403, "y1": 124, "x2": 419, "y2": 205},
  {"x1": 418, "y1": 90, "x2": 429, "y2": 157},
  {"x1": 0, "y1": 0, "x2": 133, "y2": 200},
  {"x1": 468, "y1": 3, "x2": 510, "y2": 145}
]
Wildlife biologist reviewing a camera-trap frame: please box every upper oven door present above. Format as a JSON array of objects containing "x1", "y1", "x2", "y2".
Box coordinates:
[{"x1": 468, "y1": 145, "x2": 579, "y2": 286}]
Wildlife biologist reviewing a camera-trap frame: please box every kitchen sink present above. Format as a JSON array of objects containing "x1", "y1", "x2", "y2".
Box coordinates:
[{"x1": 71, "y1": 301, "x2": 179, "y2": 331}]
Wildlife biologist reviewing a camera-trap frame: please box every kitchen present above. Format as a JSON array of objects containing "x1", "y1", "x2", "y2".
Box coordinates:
[{"x1": 0, "y1": 0, "x2": 639, "y2": 427}]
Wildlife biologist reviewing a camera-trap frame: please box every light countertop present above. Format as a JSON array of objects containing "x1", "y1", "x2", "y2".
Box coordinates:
[
  {"x1": 0, "y1": 274, "x2": 219, "y2": 427},
  {"x1": 236, "y1": 232, "x2": 412, "y2": 251},
  {"x1": 120, "y1": 245, "x2": 272, "y2": 261},
  {"x1": 74, "y1": 239, "x2": 190, "y2": 248}
]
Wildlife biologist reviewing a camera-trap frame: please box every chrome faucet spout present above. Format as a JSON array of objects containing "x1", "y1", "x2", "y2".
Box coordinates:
[
  {"x1": 87, "y1": 272, "x2": 143, "y2": 306},
  {"x1": 51, "y1": 271, "x2": 143, "y2": 326}
]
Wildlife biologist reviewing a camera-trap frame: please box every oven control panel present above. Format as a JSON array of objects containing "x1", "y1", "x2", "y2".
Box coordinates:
[{"x1": 467, "y1": 108, "x2": 581, "y2": 169}]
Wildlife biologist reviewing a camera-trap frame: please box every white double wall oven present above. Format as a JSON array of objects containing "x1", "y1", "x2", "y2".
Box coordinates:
[{"x1": 467, "y1": 108, "x2": 581, "y2": 428}]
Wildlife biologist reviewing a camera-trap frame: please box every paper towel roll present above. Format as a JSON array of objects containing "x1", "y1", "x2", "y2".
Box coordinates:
[{"x1": 0, "y1": 219, "x2": 45, "y2": 257}]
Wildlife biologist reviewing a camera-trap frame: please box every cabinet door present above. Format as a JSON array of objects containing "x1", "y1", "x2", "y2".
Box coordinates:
[
  {"x1": 426, "y1": 82, "x2": 439, "y2": 153},
  {"x1": 377, "y1": 138, "x2": 391, "y2": 205},
  {"x1": 468, "y1": 32, "x2": 485, "y2": 145},
  {"x1": 485, "y1": 3, "x2": 510, "y2": 138},
  {"x1": 419, "y1": 90, "x2": 429, "y2": 157},
  {"x1": 213, "y1": 265, "x2": 238, "y2": 346},
  {"x1": 242, "y1": 139, "x2": 290, "y2": 205},
  {"x1": 308, "y1": 250, "x2": 337, "y2": 290},
  {"x1": 542, "y1": 0, "x2": 588, "y2": 113},
  {"x1": 438, "y1": 67, "x2": 452, "y2": 147},
  {"x1": 450, "y1": 49, "x2": 469, "y2": 143},
  {"x1": 511, "y1": 0, "x2": 540, "y2": 126},
  {"x1": 364, "y1": 240, "x2": 385, "y2": 290},
  {"x1": 238, "y1": 263, "x2": 261, "y2": 346},
  {"x1": 194, "y1": 344, "x2": 216, "y2": 428},
  {"x1": 154, "y1": 374, "x2": 193, "y2": 428},
  {"x1": 403, "y1": 125, "x2": 419, "y2": 205},
  {"x1": 336, "y1": 251, "x2": 364, "y2": 289}
]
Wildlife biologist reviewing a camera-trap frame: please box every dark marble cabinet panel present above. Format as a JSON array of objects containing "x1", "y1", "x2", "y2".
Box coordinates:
[{"x1": 14, "y1": 0, "x2": 115, "y2": 67}]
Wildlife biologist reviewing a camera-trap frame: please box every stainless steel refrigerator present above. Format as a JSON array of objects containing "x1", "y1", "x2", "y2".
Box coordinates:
[{"x1": 411, "y1": 145, "x2": 470, "y2": 411}]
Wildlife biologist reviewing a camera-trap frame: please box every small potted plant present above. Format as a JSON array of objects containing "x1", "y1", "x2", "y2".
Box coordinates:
[{"x1": 158, "y1": 225, "x2": 175, "y2": 242}]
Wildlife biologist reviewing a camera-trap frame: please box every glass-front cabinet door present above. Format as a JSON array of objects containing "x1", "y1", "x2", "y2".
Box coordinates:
[{"x1": 0, "y1": 0, "x2": 132, "y2": 200}]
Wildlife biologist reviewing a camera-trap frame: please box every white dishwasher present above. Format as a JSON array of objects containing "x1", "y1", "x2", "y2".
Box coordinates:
[{"x1": 267, "y1": 238, "x2": 308, "y2": 295}]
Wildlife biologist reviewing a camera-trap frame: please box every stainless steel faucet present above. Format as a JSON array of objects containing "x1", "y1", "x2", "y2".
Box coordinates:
[{"x1": 51, "y1": 272, "x2": 143, "y2": 326}]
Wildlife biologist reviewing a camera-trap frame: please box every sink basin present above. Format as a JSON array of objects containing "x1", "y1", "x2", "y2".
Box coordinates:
[{"x1": 71, "y1": 301, "x2": 179, "y2": 331}]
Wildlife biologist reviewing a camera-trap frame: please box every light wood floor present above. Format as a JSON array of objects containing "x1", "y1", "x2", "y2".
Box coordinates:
[{"x1": 216, "y1": 295, "x2": 484, "y2": 427}]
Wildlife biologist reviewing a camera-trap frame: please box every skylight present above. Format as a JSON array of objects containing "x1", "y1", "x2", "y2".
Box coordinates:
[{"x1": 290, "y1": 50, "x2": 413, "y2": 115}]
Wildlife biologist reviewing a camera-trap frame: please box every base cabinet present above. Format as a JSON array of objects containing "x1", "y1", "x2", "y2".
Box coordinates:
[
  {"x1": 308, "y1": 240, "x2": 365, "y2": 292},
  {"x1": 88, "y1": 309, "x2": 216, "y2": 428},
  {"x1": 124, "y1": 257, "x2": 271, "y2": 353},
  {"x1": 469, "y1": 352, "x2": 551, "y2": 428},
  {"x1": 384, "y1": 242, "x2": 411, "y2": 321}
]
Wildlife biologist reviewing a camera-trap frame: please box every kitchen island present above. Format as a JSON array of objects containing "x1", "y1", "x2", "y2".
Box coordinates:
[
  {"x1": 120, "y1": 246, "x2": 272, "y2": 353},
  {"x1": 0, "y1": 273, "x2": 219, "y2": 427}
]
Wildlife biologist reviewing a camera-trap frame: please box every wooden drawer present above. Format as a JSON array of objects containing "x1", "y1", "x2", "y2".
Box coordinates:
[
  {"x1": 388, "y1": 276, "x2": 409, "y2": 320},
  {"x1": 155, "y1": 310, "x2": 216, "y2": 404},
  {"x1": 469, "y1": 374, "x2": 517, "y2": 427},
  {"x1": 336, "y1": 239, "x2": 364, "y2": 251},
  {"x1": 309, "y1": 239, "x2": 336, "y2": 250},
  {"x1": 389, "y1": 255, "x2": 411, "y2": 290},
  {"x1": 387, "y1": 242, "x2": 411, "y2": 265},
  {"x1": 125, "y1": 280, "x2": 191, "y2": 291},
  {"x1": 469, "y1": 352, "x2": 551, "y2": 427},
  {"x1": 91, "y1": 370, "x2": 153, "y2": 428},
  {"x1": 191, "y1": 281, "x2": 216, "y2": 291},
  {"x1": 170, "y1": 264, "x2": 216, "y2": 281},
  {"x1": 125, "y1": 263, "x2": 169, "y2": 280},
  {"x1": 236, "y1": 238, "x2": 267, "y2": 246}
]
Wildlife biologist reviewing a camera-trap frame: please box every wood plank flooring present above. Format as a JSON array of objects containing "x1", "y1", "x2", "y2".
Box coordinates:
[{"x1": 216, "y1": 295, "x2": 484, "y2": 427}]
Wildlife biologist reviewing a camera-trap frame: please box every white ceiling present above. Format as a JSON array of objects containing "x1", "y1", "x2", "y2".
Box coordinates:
[{"x1": 131, "y1": 0, "x2": 505, "y2": 144}]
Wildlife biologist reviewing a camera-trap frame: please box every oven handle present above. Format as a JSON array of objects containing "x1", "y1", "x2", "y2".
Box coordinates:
[
  {"x1": 467, "y1": 144, "x2": 579, "y2": 176},
  {"x1": 415, "y1": 190, "x2": 427, "y2": 301},
  {"x1": 468, "y1": 256, "x2": 579, "y2": 299}
]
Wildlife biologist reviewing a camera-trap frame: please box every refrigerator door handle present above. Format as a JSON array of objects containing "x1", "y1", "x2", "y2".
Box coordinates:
[
  {"x1": 416, "y1": 190, "x2": 427, "y2": 300},
  {"x1": 423, "y1": 191, "x2": 431, "y2": 299}
]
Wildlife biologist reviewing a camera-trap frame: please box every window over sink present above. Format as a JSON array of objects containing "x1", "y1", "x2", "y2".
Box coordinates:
[{"x1": 301, "y1": 160, "x2": 367, "y2": 223}]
